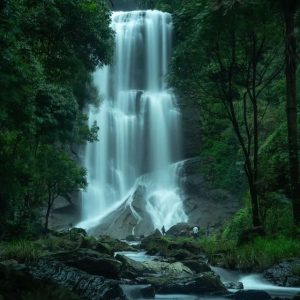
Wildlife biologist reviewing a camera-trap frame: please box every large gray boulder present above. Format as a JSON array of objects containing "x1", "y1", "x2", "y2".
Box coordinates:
[{"x1": 89, "y1": 185, "x2": 155, "y2": 239}]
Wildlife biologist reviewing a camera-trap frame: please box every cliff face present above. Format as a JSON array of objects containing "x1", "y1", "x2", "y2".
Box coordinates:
[
  {"x1": 178, "y1": 100, "x2": 202, "y2": 159},
  {"x1": 107, "y1": 0, "x2": 139, "y2": 11}
]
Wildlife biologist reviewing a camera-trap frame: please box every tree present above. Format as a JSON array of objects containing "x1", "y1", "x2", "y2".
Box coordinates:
[
  {"x1": 282, "y1": 0, "x2": 300, "y2": 225},
  {"x1": 172, "y1": 0, "x2": 283, "y2": 227},
  {"x1": 0, "y1": 0, "x2": 113, "y2": 236},
  {"x1": 35, "y1": 146, "x2": 87, "y2": 231}
]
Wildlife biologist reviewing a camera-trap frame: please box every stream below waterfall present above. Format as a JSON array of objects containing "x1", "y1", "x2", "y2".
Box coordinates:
[{"x1": 117, "y1": 250, "x2": 300, "y2": 299}]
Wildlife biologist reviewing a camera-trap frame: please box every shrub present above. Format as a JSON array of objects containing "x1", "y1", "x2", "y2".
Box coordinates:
[{"x1": 0, "y1": 240, "x2": 41, "y2": 263}]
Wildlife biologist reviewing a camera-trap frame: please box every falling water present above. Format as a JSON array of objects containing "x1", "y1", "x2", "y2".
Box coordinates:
[{"x1": 79, "y1": 10, "x2": 187, "y2": 232}]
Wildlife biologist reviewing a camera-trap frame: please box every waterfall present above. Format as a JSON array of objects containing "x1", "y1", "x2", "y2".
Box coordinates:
[{"x1": 78, "y1": 10, "x2": 187, "y2": 232}]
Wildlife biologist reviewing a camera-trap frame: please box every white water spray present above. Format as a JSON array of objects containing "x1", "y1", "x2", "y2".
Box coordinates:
[{"x1": 79, "y1": 10, "x2": 187, "y2": 232}]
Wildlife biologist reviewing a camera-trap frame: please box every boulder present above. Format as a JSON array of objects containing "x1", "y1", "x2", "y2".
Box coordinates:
[
  {"x1": 0, "y1": 261, "x2": 80, "y2": 300},
  {"x1": 28, "y1": 260, "x2": 126, "y2": 299},
  {"x1": 145, "y1": 271, "x2": 227, "y2": 295},
  {"x1": 233, "y1": 290, "x2": 271, "y2": 300},
  {"x1": 166, "y1": 223, "x2": 192, "y2": 237},
  {"x1": 264, "y1": 258, "x2": 300, "y2": 287},
  {"x1": 142, "y1": 261, "x2": 193, "y2": 277},
  {"x1": 98, "y1": 235, "x2": 134, "y2": 251},
  {"x1": 116, "y1": 254, "x2": 146, "y2": 278},
  {"x1": 224, "y1": 281, "x2": 244, "y2": 290},
  {"x1": 53, "y1": 248, "x2": 122, "y2": 279},
  {"x1": 140, "y1": 236, "x2": 170, "y2": 256},
  {"x1": 182, "y1": 260, "x2": 211, "y2": 273}
]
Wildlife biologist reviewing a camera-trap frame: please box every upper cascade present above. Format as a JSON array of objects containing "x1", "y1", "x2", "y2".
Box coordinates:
[{"x1": 78, "y1": 10, "x2": 187, "y2": 233}]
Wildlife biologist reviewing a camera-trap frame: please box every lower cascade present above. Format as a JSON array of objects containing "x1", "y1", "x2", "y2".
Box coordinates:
[{"x1": 78, "y1": 10, "x2": 188, "y2": 234}]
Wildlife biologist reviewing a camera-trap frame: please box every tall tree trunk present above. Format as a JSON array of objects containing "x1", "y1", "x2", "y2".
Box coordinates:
[
  {"x1": 284, "y1": 0, "x2": 300, "y2": 225},
  {"x1": 44, "y1": 189, "x2": 52, "y2": 232}
]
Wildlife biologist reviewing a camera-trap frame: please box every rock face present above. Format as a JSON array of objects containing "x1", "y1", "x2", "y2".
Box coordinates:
[
  {"x1": 89, "y1": 185, "x2": 154, "y2": 239},
  {"x1": 179, "y1": 101, "x2": 202, "y2": 159},
  {"x1": 107, "y1": 0, "x2": 139, "y2": 11},
  {"x1": 179, "y1": 157, "x2": 242, "y2": 231},
  {"x1": 29, "y1": 260, "x2": 126, "y2": 300},
  {"x1": 264, "y1": 259, "x2": 300, "y2": 287}
]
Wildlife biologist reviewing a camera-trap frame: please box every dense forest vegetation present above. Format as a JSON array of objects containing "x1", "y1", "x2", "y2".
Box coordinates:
[
  {"x1": 0, "y1": 0, "x2": 113, "y2": 237},
  {"x1": 139, "y1": 0, "x2": 300, "y2": 234},
  {"x1": 0, "y1": 0, "x2": 300, "y2": 299}
]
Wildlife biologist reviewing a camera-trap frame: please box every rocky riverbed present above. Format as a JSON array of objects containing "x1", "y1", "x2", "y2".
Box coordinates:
[{"x1": 0, "y1": 227, "x2": 299, "y2": 300}]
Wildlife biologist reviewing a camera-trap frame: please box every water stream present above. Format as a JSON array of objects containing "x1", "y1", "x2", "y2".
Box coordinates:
[
  {"x1": 118, "y1": 250, "x2": 300, "y2": 299},
  {"x1": 78, "y1": 10, "x2": 187, "y2": 232}
]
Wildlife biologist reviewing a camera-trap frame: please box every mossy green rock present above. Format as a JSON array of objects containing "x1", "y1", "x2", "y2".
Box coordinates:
[
  {"x1": 144, "y1": 271, "x2": 227, "y2": 294},
  {"x1": 97, "y1": 235, "x2": 134, "y2": 255},
  {"x1": 141, "y1": 236, "x2": 203, "y2": 259}
]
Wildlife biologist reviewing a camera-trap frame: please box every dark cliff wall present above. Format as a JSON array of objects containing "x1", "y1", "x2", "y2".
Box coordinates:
[
  {"x1": 179, "y1": 100, "x2": 201, "y2": 159},
  {"x1": 107, "y1": 0, "x2": 139, "y2": 11}
]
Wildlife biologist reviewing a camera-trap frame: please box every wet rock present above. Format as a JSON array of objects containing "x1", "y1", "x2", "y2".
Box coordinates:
[
  {"x1": 264, "y1": 258, "x2": 300, "y2": 287},
  {"x1": 166, "y1": 223, "x2": 192, "y2": 236},
  {"x1": 97, "y1": 235, "x2": 134, "y2": 254},
  {"x1": 29, "y1": 260, "x2": 126, "y2": 299},
  {"x1": 224, "y1": 281, "x2": 244, "y2": 290},
  {"x1": 69, "y1": 227, "x2": 88, "y2": 238},
  {"x1": 116, "y1": 254, "x2": 146, "y2": 278},
  {"x1": 126, "y1": 235, "x2": 138, "y2": 242},
  {"x1": 147, "y1": 229, "x2": 162, "y2": 238},
  {"x1": 53, "y1": 248, "x2": 122, "y2": 279},
  {"x1": 88, "y1": 185, "x2": 154, "y2": 238},
  {"x1": 233, "y1": 290, "x2": 271, "y2": 300},
  {"x1": 140, "y1": 236, "x2": 170, "y2": 256},
  {"x1": 182, "y1": 260, "x2": 211, "y2": 273},
  {"x1": 142, "y1": 261, "x2": 193, "y2": 277},
  {"x1": 141, "y1": 285, "x2": 155, "y2": 298},
  {"x1": 169, "y1": 249, "x2": 191, "y2": 260},
  {"x1": 145, "y1": 271, "x2": 227, "y2": 295}
]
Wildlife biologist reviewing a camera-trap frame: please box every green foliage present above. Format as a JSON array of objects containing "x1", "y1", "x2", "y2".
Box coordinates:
[
  {"x1": 0, "y1": 0, "x2": 113, "y2": 237},
  {"x1": 235, "y1": 236, "x2": 300, "y2": 271},
  {"x1": 223, "y1": 206, "x2": 252, "y2": 240},
  {"x1": 199, "y1": 234, "x2": 300, "y2": 271},
  {"x1": 0, "y1": 240, "x2": 41, "y2": 263}
]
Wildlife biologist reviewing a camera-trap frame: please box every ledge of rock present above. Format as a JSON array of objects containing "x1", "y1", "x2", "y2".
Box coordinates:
[{"x1": 264, "y1": 258, "x2": 300, "y2": 287}]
